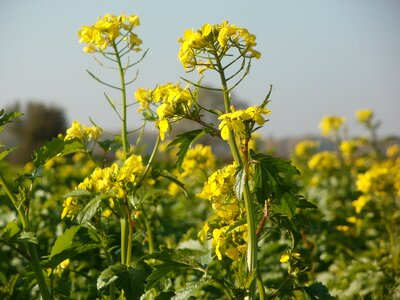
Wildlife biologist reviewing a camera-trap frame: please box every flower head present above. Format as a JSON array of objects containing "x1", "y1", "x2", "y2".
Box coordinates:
[
  {"x1": 78, "y1": 13, "x2": 142, "y2": 53},
  {"x1": 319, "y1": 115, "x2": 346, "y2": 137},
  {"x1": 178, "y1": 21, "x2": 260, "y2": 73}
]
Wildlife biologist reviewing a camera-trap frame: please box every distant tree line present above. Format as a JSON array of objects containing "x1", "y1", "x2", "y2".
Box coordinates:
[{"x1": 3, "y1": 102, "x2": 67, "y2": 164}]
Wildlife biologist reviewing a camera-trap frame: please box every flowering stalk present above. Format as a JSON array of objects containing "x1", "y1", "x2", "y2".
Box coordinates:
[
  {"x1": 0, "y1": 171, "x2": 52, "y2": 300},
  {"x1": 213, "y1": 45, "x2": 258, "y2": 299},
  {"x1": 113, "y1": 43, "x2": 129, "y2": 157}
]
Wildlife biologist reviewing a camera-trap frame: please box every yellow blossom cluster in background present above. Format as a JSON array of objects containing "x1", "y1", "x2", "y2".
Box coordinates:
[{"x1": 319, "y1": 115, "x2": 346, "y2": 137}]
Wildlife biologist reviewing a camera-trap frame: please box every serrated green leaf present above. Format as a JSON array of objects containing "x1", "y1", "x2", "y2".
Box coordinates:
[
  {"x1": 168, "y1": 129, "x2": 205, "y2": 172},
  {"x1": 76, "y1": 196, "x2": 101, "y2": 224},
  {"x1": 252, "y1": 151, "x2": 300, "y2": 218},
  {"x1": 33, "y1": 136, "x2": 84, "y2": 167},
  {"x1": 50, "y1": 225, "x2": 81, "y2": 258}
]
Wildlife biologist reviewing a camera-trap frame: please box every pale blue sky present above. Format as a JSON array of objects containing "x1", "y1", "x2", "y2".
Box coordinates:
[{"x1": 1, "y1": 0, "x2": 399, "y2": 138}]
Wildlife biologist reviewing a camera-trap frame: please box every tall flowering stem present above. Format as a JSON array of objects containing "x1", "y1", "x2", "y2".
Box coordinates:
[
  {"x1": 78, "y1": 13, "x2": 145, "y2": 267},
  {"x1": 178, "y1": 21, "x2": 265, "y2": 299}
]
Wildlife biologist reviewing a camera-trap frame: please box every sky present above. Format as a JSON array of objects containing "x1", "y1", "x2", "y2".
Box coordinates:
[{"x1": 1, "y1": 0, "x2": 399, "y2": 138}]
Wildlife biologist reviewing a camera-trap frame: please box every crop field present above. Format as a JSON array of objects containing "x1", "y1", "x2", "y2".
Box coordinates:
[{"x1": 0, "y1": 13, "x2": 399, "y2": 300}]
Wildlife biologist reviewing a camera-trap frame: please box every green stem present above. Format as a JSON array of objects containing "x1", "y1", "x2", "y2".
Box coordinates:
[
  {"x1": 126, "y1": 218, "x2": 134, "y2": 266},
  {"x1": 214, "y1": 52, "x2": 258, "y2": 299},
  {"x1": 120, "y1": 218, "x2": 127, "y2": 265},
  {"x1": 257, "y1": 271, "x2": 266, "y2": 300},
  {"x1": 142, "y1": 209, "x2": 155, "y2": 254},
  {"x1": 113, "y1": 43, "x2": 129, "y2": 156},
  {"x1": 0, "y1": 171, "x2": 52, "y2": 300}
]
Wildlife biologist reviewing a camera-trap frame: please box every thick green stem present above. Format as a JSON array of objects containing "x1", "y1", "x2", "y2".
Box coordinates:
[
  {"x1": 0, "y1": 171, "x2": 52, "y2": 300},
  {"x1": 113, "y1": 43, "x2": 129, "y2": 156}
]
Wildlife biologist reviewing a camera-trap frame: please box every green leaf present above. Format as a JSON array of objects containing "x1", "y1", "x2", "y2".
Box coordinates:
[
  {"x1": 0, "y1": 110, "x2": 22, "y2": 132},
  {"x1": 1, "y1": 220, "x2": 21, "y2": 241},
  {"x1": 156, "y1": 170, "x2": 188, "y2": 198},
  {"x1": 144, "y1": 249, "x2": 203, "y2": 290},
  {"x1": 50, "y1": 225, "x2": 81, "y2": 258},
  {"x1": 0, "y1": 147, "x2": 17, "y2": 162},
  {"x1": 171, "y1": 275, "x2": 211, "y2": 300},
  {"x1": 234, "y1": 166, "x2": 246, "y2": 200},
  {"x1": 33, "y1": 136, "x2": 84, "y2": 167},
  {"x1": 303, "y1": 282, "x2": 333, "y2": 299},
  {"x1": 76, "y1": 196, "x2": 101, "y2": 224},
  {"x1": 42, "y1": 243, "x2": 99, "y2": 269},
  {"x1": 146, "y1": 262, "x2": 187, "y2": 290},
  {"x1": 168, "y1": 129, "x2": 205, "y2": 172},
  {"x1": 97, "y1": 263, "x2": 151, "y2": 300},
  {"x1": 252, "y1": 151, "x2": 300, "y2": 218},
  {"x1": 64, "y1": 189, "x2": 92, "y2": 198},
  {"x1": 18, "y1": 231, "x2": 38, "y2": 244}
]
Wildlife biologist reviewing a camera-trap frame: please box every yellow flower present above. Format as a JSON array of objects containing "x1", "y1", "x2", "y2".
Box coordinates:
[
  {"x1": 218, "y1": 106, "x2": 271, "y2": 141},
  {"x1": 294, "y1": 140, "x2": 320, "y2": 157},
  {"x1": 307, "y1": 151, "x2": 340, "y2": 172},
  {"x1": 78, "y1": 13, "x2": 142, "y2": 53},
  {"x1": 65, "y1": 121, "x2": 85, "y2": 140},
  {"x1": 225, "y1": 247, "x2": 239, "y2": 261},
  {"x1": 61, "y1": 197, "x2": 81, "y2": 219},
  {"x1": 387, "y1": 144, "x2": 400, "y2": 158},
  {"x1": 356, "y1": 161, "x2": 396, "y2": 196},
  {"x1": 340, "y1": 139, "x2": 360, "y2": 158},
  {"x1": 280, "y1": 254, "x2": 290, "y2": 263},
  {"x1": 355, "y1": 108, "x2": 373, "y2": 124},
  {"x1": 352, "y1": 195, "x2": 371, "y2": 214},
  {"x1": 178, "y1": 21, "x2": 260, "y2": 73},
  {"x1": 319, "y1": 115, "x2": 345, "y2": 137}
]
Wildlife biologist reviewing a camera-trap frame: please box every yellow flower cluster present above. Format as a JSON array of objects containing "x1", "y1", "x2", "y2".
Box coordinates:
[
  {"x1": 178, "y1": 21, "x2": 260, "y2": 73},
  {"x1": 293, "y1": 140, "x2": 320, "y2": 157},
  {"x1": 339, "y1": 139, "x2": 363, "y2": 158},
  {"x1": 78, "y1": 13, "x2": 142, "y2": 53},
  {"x1": 135, "y1": 83, "x2": 192, "y2": 140},
  {"x1": 197, "y1": 163, "x2": 249, "y2": 261},
  {"x1": 64, "y1": 121, "x2": 102, "y2": 141},
  {"x1": 307, "y1": 151, "x2": 340, "y2": 172},
  {"x1": 61, "y1": 154, "x2": 144, "y2": 219},
  {"x1": 387, "y1": 144, "x2": 400, "y2": 158},
  {"x1": 355, "y1": 108, "x2": 374, "y2": 124},
  {"x1": 168, "y1": 144, "x2": 216, "y2": 196},
  {"x1": 319, "y1": 115, "x2": 346, "y2": 137},
  {"x1": 218, "y1": 106, "x2": 271, "y2": 141},
  {"x1": 356, "y1": 160, "x2": 400, "y2": 197}
]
